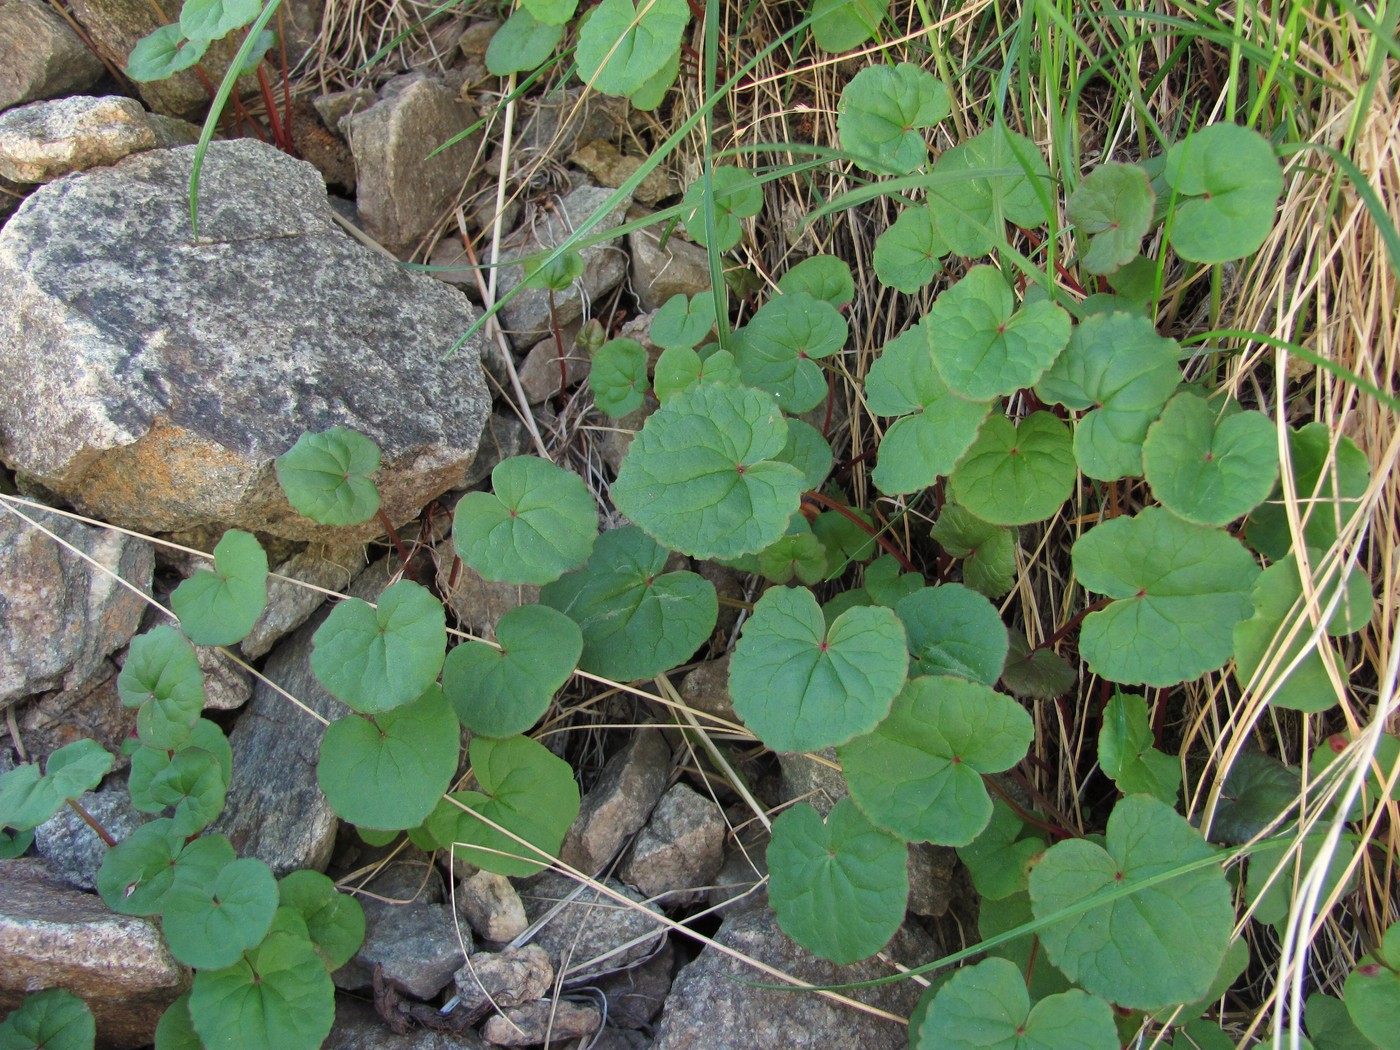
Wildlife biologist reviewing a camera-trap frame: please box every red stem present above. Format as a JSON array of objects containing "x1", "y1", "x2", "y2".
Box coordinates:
[
  {"x1": 801, "y1": 490, "x2": 917, "y2": 574},
  {"x1": 375, "y1": 508, "x2": 415, "y2": 577},
  {"x1": 67, "y1": 797, "x2": 117, "y2": 848}
]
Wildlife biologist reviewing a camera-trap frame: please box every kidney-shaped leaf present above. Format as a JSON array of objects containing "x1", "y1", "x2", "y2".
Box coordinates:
[
  {"x1": 767, "y1": 798, "x2": 908, "y2": 964},
  {"x1": 575, "y1": 0, "x2": 690, "y2": 95},
  {"x1": 873, "y1": 206, "x2": 949, "y2": 293},
  {"x1": 590, "y1": 338, "x2": 650, "y2": 417},
  {"x1": 653, "y1": 346, "x2": 738, "y2": 403},
  {"x1": 895, "y1": 584, "x2": 1009, "y2": 686},
  {"x1": 278, "y1": 870, "x2": 366, "y2": 970},
  {"x1": 171, "y1": 529, "x2": 268, "y2": 646},
  {"x1": 1144, "y1": 393, "x2": 1278, "y2": 524},
  {"x1": 729, "y1": 585, "x2": 907, "y2": 753},
  {"x1": 929, "y1": 125, "x2": 1052, "y2": 256},
  {"x1": 453, "y1": 456, "x2": 598, "y2": 586},
  {"x1": 96, "y1": 818, "x2": 188, "y2": 916},
  {"x1": 1029, "y1": 794, "x2": 1234, "y2": 1009},
  {"x1": 838, "y1": 63, "x2": 949, "y2": 173},
  {"x1": 841, "y1": 676, "x2": 1031, "y2": 846},
  {"x1": 275, "y1": 426, "x2": 382, "y2": 527},
  {"x1": 486, "y1": 8, "x2": 564, "y2": 75},
  {"x1": 119, "y1": 625, "x2": 206, "y2": 751},
  {"x1": 651, "y1": 293, "x2": 718, "y2": 350},
  {"x1": 0, "y1": 988, "x2": 96, "y2": 1050},
  {"x1": 129, "y1": 735, "x2": 230, "y2": 836},
  {"x1": 612, "y1": 383, "x2": 804, "y2": 560},
  {"x1": 161, "y1": 855, "x2": 279, "y2": 970},
  {"x1": 1067, "y1": 161, "x2": 1156, "y2": 275},
  {"x1": 1164, "y1": 123, "x2": 1282, "y2": 264},
  {"x1": 949, "y1": 412, "x2": 1076, "y2": 526},
  {"x1": 733, "y1": 292, "x2": 847, "y2": 413},
  {"x1": 778, "y1": 254, "x2": 855, "y2": 308},
  {"x1": 1074, "y1": 508, "x2": 1260, "y2": 686}
]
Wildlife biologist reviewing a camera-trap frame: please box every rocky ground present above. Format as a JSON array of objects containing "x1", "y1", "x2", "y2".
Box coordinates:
[{"x1": 0, "y1": 5, "x2": 965, "y2": 1047}]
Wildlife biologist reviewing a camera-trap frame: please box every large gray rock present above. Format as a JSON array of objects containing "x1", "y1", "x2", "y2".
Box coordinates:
[
  {"x1": 34, "y1": 786, "x2": 149, "y2": 891},
  {"x1": 344, "y1": 73, "x2": 480, "y2": 252},
  {"x1": 619, "y1": 783, "x2": 726, "y2": 902},
  {"x1": 0, "y1": 0, "x2": 105, "y2": 112},
  {"x1": 16, "y1": 659, "x2": 135, "y2": 767},
  {"x1": 0, "y1": 140, "x2": 491, "y2": 543},
  {"x1": 0, "y1": 96, "x2": 165, "y2": 183},
  {"x1": 0, "y1": 505, "x2": 152, "y2": 708},
  {"x1": 335, "y1": 901, "x2": 470, "y2": 1000},
  {"x1": 0, "y1": 858, "x2": 188, "y2": 1049}
]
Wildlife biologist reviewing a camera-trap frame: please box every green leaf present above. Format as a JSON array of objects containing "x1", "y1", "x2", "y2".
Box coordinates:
[
  {"x1": 120, "y1": 626, "x2": 206, "y2": 751},
  {"x1": 977, "y1": 891, "x2": 1073, "y2": 1002},
  {"x1": 1244, "y1": 422, "x2": 1371, "y2": 561},
  {"x1": 575, "y1": 0, "x2": 689, "y2": 96},
  {"x1": 521, "y1": 0, "x2": 578, "y2": 25},
  {"x1": 929, "y1": 504, "x2": 1016, "y2": 598},
  {"x1": 161, "y1": 856, "x2": 279, "y2": 970},
  {"x1": 837, "y1": 63, "x2": 949, "y2": 174},
  {"x1": 96, "y1": 818, "x2": 189, "y2": 916},
  {"x1": 1144, "y1": 393, "x2": 1279, "y2": 524},
  {"x1": 316, "y1": 686, "x2": 459, "y2": 830},
  {"x1": 540, "y1": 525, "x2": 717, "y2": 681},
  {"x1": 170, "y1": 529, "x2": 268, "y2": 646},
  {"x1": 777, "y1": 419, "x2": 833, "y2": 490},
  {"x1": 1029, "y1": 794, "x2": 1234, "y2": 1009},
  {"x1": 590, "y1": 338, "x2": 649, "y2": 417},
  {"x1": 895, "y1": 584, "x2": 1008, "y2": 686},
  {"x1": 1245, "y1": 834, "x2": 1356, "y2": 931},
  {"x1": 1344, "y1": 921, "x2": 1400, "y2": 1050},
  {"x1": 452, "y1": 456, "x2": 598, "y2": 586},
  {"x1": 1073, "y1": 507, "x2": 1260, "y2": 686},
  {"x1": 956, "y1": 800, "x2": 1045, "y2": 901},
  {"x1": 189, "y1": 925, "x2": 335, "y2": 1050},
  {"x1": 0, "y1": 828, "x2": 34, "y2": 859},
  {"x1": 1306, "y1": 993, "x2": 1374, "y2": 1050},
  {"x1": 275, "y1": 427, "x2": 382, "y2": 527},
  {"x1": 523, "y1": 248, "x2": 584, "y2": 292},
  {"x1": 0, "y1": 988, "x2": 95, "y2": 1050},
  {"x1": 809, "y1": 0, "x2": 890, "y2": 51},
  {"x1": 0, "y1": 739, "x2": 114, "y2": 832},
  {"x1": 278, "y1": 870, "x2": 366, "y2": 970},
  {"x1": 949, "y1": 412, "x2": 1076, "y2": 526},
  {"x1": 1034, "y1": 311, "x2": 1182, "y2": 481},
  {"x1": 812, "y1": 510, "x2": 877, "y2": 575},
  {"x1": 487, "y1": 9, "x2": 566, "y2": 75},
  {"x1": 1210, "y1": 752, "x2": 1300, "y2": 844},
  {"x1": 866, "y1": 322, "x2": 990, "y2": 495},
  {"x1": 1164, "y1": 123, "x2": 1283, "y2": 264},
  {"x1": 153, "y1": 994, "x2": 200, "y2": 1050},
  {"x1": 841, "y1": 675, "x2": 1031, "y2": 845},
  {"x1": 443, "y1": 605, "x2": 581, "y2": 737},
  {"x1": 1000, "y1": 633, "x2": 1076, "y2": 700},
  {"x1": 863, "y1": 556, "x2": 923, "y2": 607},
  {"x1": 629, "y1": 47, "x2": 679, "y2": 110},
  {"x1": 126, "y1": 24, "x2": 208, "y2": 81},
  {"x1": 916, "y1": 957, "x2": 1118, "y2": 1050},
  {"x1": 732, "y1": 292, "x2": 846, "y2": 413},
  {"x1": 778, "y1": 255, "x2": 855, "y2": 309},
  {"x1": 679, "y1": 166, "x2": 763, "y2": 251},
  {"x1": 612, "y1": 384, "x2": 804, "y2": 560},
  {"x1": 1309, "y1": 731, "x2": 1400, "y2": 823},
  {"x1": 179, "y1": 0, "x2": 260, "y2": 41},
  {"x1": 755, "y1": 516, "x2": 828, "y2": 585},
  {"x1": 1067, "y1": 161, "x2": 1156, "y2": 275},
  {"x1": 129, "y1": 734, "x2": 230, "y2": 836},
  {"x1": 428, "y1": 735, "x2": 581, "y2": 877},
  {"x1": 766, "y1": 799, "x2": 908, "y2": 964},
  {"x1": 651, "y1": 293, "x2": 717, "y2": 349},
  {"x1": 729, "y1": 586, "x2": 907, "y2": 752},
  {"x1": 1098, "y1": 692, "x2": 1181, "y2": 804},
  {"x1": 311, "y1": 579, "x2": 446, "y2": 713},
  {"x1": 929, "y1": 125, "x2": 1052, "y2": 256},
  {"x1": 653, "y1": 346, "x2": 739, "y2": 402},
  {"x1": 872, "y1": 206, "x2": 948, "y2": 293}
]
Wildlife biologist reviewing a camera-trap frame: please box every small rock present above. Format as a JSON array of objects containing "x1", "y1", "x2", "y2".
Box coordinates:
[
  {"x1": 594, "y1": 938, "x2": 673, "y2": 1029},
  {"x1": 778, "y1": 747, "x2": 847, "y2": 816},
  {"x1": 344, "y1": 72, "x2": 481, "y2": 252},
  {"x1": 570, "y1": 140, "x2": 676, "y2": 205},
  {"x1": 456, "y1": 21, "x2": 499, "y2": 88},
  {"x1": 239, "y1": 543, "x2": 366, "y2": 660},
  {"x1": 906, "y1": 842, "x2": 958, "y2": 919},
  {"x1": 328, "y1": 994, "x2": 491, "y2": 1050},
  {"x1": 289, "y1": 99, "x2": 357, "y2": 193},
  {"x1": 16, "y1": 659, "x2": 135, "y2": 766},
  {"x1": 335, "y1": 901, "x2": 470, "y2": 1000},
  {"x1": 452, "y1": 944, "x2": 553, "y2": 1022},
  {"x1": 677, "y1": 656, "x2": 736, "y2": 724},
  {"x1": 438, "y1": 553, "x2": 539, "y2": 637},
  {"x1": 352, "y1": 852, "x2": 446, "y2": 911},
  {"x1": 457, "y1": 869, "x2": 528, "y2": 943},
  {"x1": 315, "y1": 88, "x2": 376, "y2": 135},
  {"x1": 0, "y1": 858, "x2": 188, "y2": 1049},
  {"x1": 620, "y1": 783, "x2": 726, "y2": 901},
  {"x1": 33, "y1": 786, "x2": 149, "y2": 891},
  {"x1": 426, "y1": 236, "x2": 478, "y2": 289},
  {"x1": 517, "y1": 319, "x2": 588, "y2": 404},
  {"x1": 627, "y1": 212, "x2": 711, "y2": 311},
  {"x1": 522, "y1": 871, "x2": 666, "y2": 983},
  {"x1": 0, "y1": 0, "x2": 105, "y2": 112},
  {"x1": 480, "y1": 999, "x2": 602, "y2": 1047},
  {"x1": 195, "y1": 644, "x2": 252, "y2": 711},
  {"x1": 560, "y1": 731, "x2": 671, "y2": 875}
]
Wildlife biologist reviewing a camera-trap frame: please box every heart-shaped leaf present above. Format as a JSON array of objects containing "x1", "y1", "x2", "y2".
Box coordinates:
[
  {"x1": 895, "y1": 584, "x2": 1009, "y2": 686},
  {"x1": 1029, "y1": 794, "x2": 1234, "y2": 1009},
  {"x1": 0, "y1": 739, "x2": 114, "y2": 832},
  {"x1": 129, "y1": 730, "x2": 231, "y2": 836},
  {"x1": 841, "y1": 675, "x2": 1031, "y2": 846},
  {"x1": 1211, "y1": 752, "x2": 1300, "y2": 844},
  {"x1": 1144, "y1": 393, "x2": 1278, "y2": 524},
  {"x1": 1244, "y1": 422, "x2": 1371, "y2": 561},
  {"x1": 1067, "y1": 161, "x2": 1156, "y2": 274},
  {"x1": 120, "y1": 626, "x2": 206, "y2": 751},
  {"x1": 767, "y1": 798, "x2": 908, "y2": 964},
  {"x1": 316, "y1": 686, "x2": 460, "y2": 830},
  {"x1": 1164, "y1": 123, "x2": 1282, "y2": 264},
  {"x1": 161, "y1": 855, "x2": 279, "y2": 970},
  {"x1": 278, "y1": 870, "x2": 366, "y2": 970},
  {"x1": 96, "y1": 819, "x2": 193, "y2": 916},
  {"x1": 575, "y1": 0, "x2": 690, "y2": 96},
  {"x1": 275, "y1": 426, "x2": 382, "y2": 527},
  {"x1": 170, "y1": 529, "x2": 268, "y2": 646},
  {"x1": 778, "y1": 254, "x2": 855, "y2": 308},
  {"x1": 929, "y1": 125, "x2": 1052, "y2": 256},
  {"x1": 929, "y1": 504, "x2": 1016, "y2": 598},
  {"x1": 487, "y1": 8, "x2": 565, "y2": 75},
  {"x1": 651, "y1": 293, "x2": 718, "y2": 349},
  {"x1": 809, "y1": 0, "x2": 890, "y2": 51},
  {"x1": 1073, "y1": 507, "x2": 1260, "y2": 686},
  {"x1": 679, "y1": 166, "x2": 763, "y2": 251},
  {"x1": 729, "y1": 585, "x2": 907, "y2": 752},
  {"x1": 864, "y1": 556, "x2": 923, "y2": 607},
  {"x1": 590, "y1": 338, "x2": 650, "y2": 416},
  {"x1": 311, "y1": 579, "x2": 446, "y2": 714},
  {"x1": 0, "y1": 988, "x2": 95, "y2": 1050},
  {"x1": 453, "y1": 455, "x2": 598, "y2": 586},
  {"x1": 523, "y1": 248, "x2": 585, "y2": 291},
  {"x1": 1098, "y1": 692, "x2": 1181, "y2": 804},
  {"x1": 873, "y1": 205, "x2": 949, "y2": 293},
  {"x1": 1000, "y1": 633, "x2": 1076, "y2": 700},
  {"x1": 442, "y1": 604, "x2": 582, "y2": 737},
  {"x1": 733, "y1": 292, "x2": 846, "y2": 413},
  {"x1": 838, "y1": 63, "x2": 949, "y2": 173},
  {"x1": 653, "y1": 345, "x2": 738, "y2": 403},
  {"x1": 612, "y1": 383, "x2": 805, "y2": 560},
  {"x1": 179, "y1": 0, "x2": 261, "y2": 41},
  {"x1": 125, "y1": 24, "x2": 209, "y2": 81},
  {"x1": 949, "y1": 412, "x2": 1076, "y2": 526}
]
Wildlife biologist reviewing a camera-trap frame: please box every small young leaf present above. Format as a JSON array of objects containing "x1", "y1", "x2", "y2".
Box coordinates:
[
  {"x1": 179, "y1": 0, "x2": 261, "y2": 41},
  {"x1": 540, "y1": 525, "x2": 717, "y2": 681},
  {"x1": 523, "y1": 248, "x2": 584, "y2": 292},
  {"x1": 767, "y1": 798, "x2": 908, "y2": 964},
  {"x1": 1098, "y1": 692, "x2": 1181, "y2": 804},
  {"x1": 777, "y1": 419, "x2": 833, "y2": 490},
  {"x1": 956, "y1": 800, "x2": 1045, "y2": 901},
  {"x1": 1210, "y1": 752, "x2": 1300, "y2": 844},
  {"x1": 1073, "y1": 508, "x2": 1260, "y2": 686},
  {"x1": 732, "y1": 292, "x2": 846, "y2": 413},
  {"x1": 575, "y1": 0, "x2": 690, "y2": 96},
  {"x1": 0, "y1": 988, "x2": 96, "y2": 1050},
  {"x1": 1067, "y1": 161, "x2": 1156, "y2": 274},
  {"x1": 590, "y1": 338, "x2": 650, "y2": 416},
  {"x1": 837, "y1": 63, "x2": 949, "y2": 174},
  {"x1": 126, "y1": 24, "x2": 209, "y2": 81},
  {"x1": 651, "y1": 293, "x2": 718, "y2": 349},
  {"x1": 872, "y1": 206, "x2": 948, "y2": 293},
  {"x1": 729, "y1": 586, "x2": 907, "y2": 753},
  {"x1": 1244, "y1": 422, "x2": 1371, "y2": 561},
  {"x1": 170, "y1": 529, "x2": 268, "y2": 646},
  {"x1": 929, "y1": 125, "x2": 1052, "y2": 256},
  {"x1": 812, "y1": 510, "x2": 877, "y2": 574},
  {"x1": 311, "y1": 579, "x2": 446, "y2": 713},
  {"x1": 755, "y1": 516, "x2": 828, "y2": 585},
  {"x1": 809, "y1": 0, "x2": 890, "y2": 51},
  {"x1": 120, "y1": 626, "x2": 206, "y2": 751},
  {"x1": 278, "y1": 870, "x2": 366, "y2": 970},
  {"x1": 778, "y1": 254, "x2": 854, "y2": 309},
  {"x1": 1000, "y1": 633, "x2": 1076, "y2": 700},
  {"x1": 929, "y1": 504, "x2": 1016, "y2": 598},
  {"x1": 679, "y1": 166, "x2": 763, "y2": 251},
  {"x1": 129, "y1": 738, "x2": 230, "y2": 836},
  {"x1": 442, "y1": 604, "x2": 582, "y2": 737},
  {"x1": 895, "y1": 584, "x2": 1008, "y2": 686},
  {"x1": 486, "y1": 8, "x2": 565, "y2": 75},
  {"x1": 0, "y1": 739, "x2": 114, "y2": 832},
  {"x1": 612, "y1": 384, "x2": 804, "y2": 560},
  {"x1": 653, "y1": 346, "x2": 739, "y2": 402},
  {"x1": 1144, "y1": 393, "x2": 1279, "y2": 524},
  {"x1": 863, "y1": 556, "x2": 923, "y2": 607},
  {"x1": 1164, "y1": 123, "x2": 1283, "y2": 264},
  {"x1": 453, "y1": 456, "x2": 598, "y2": 586},
  {"x1": 840, "y1": 675, "x2": 1032, "y2": 846},
  {"x1": 161, "y1": 855, "x2": 279, "y2": 970},
  {"x1": 948, "y1": 412, "x2": 1076, "y2": 526},
  {"x1": 316, "y1": 686, "x2": 459, "y2": 830},
  {"x1": 1029, "y1": 794, "x2": 1234, "y2": 1009},
  {"x1": 96, "y1": 818, "x2": 188, "y2": 916},
  {"x1": 275, "y1": 427, "x2": 382, "y2": 527},
  {"x1": 916, "y1": 957, "x2": 1118, "y2": 1050}
]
